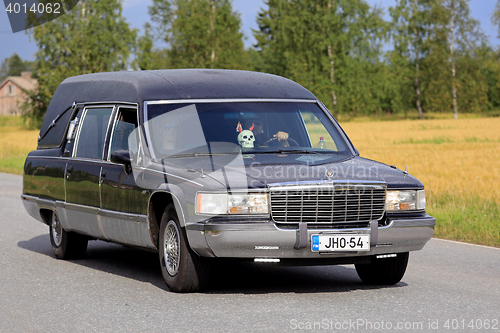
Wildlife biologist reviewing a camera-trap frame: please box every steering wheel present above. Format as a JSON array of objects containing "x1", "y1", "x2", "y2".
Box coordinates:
[{"x1": 262, "y1": 137, "x2": 299, "y2": 147}]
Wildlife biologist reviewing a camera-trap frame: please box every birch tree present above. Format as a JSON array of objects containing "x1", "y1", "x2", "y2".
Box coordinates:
[
  {"x1": 253, "y1": 0, "x2": 386, "y2": 117},
  {"x1": 25, "y1": 0, "x2": 136, "y2": 127},
  {"x1": 148, "y1": 0, "x2": 248, "y2": 69},
  {"x1": 445, "y1": 0, "x2": 459, "y2": 119},
  {"x1": 389, "y1": 0, "x2": 439, "y2": 119},
  {"x1": 431, "y1": 0, "x2": 484, "y2": 117},
  {"x1": 0, "y1": 54, "x2": 34, "y2": 81}
]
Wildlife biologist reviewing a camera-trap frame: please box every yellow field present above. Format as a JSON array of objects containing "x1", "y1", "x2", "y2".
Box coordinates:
[
  {"x1": 0, "y1": 118, "x2": 38, "y2": 174},
  {"x1": 2, "y1": 116, "x2": 499, "y2": 199},
  {"x1": 1, "y1": 116, "x2": 499, "y2": 246},
  {"x1": 340, "y1": 117, "x2": 500, "y2": 202}
]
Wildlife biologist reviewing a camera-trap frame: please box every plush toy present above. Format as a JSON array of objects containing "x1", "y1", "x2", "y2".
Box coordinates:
[{"x1": 236, "y1": 122, "x2": 255, "y2": 148}]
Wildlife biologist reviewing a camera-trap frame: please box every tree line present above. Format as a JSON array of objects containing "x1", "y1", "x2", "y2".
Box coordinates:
[
  {"x1": 4, "y1": 0, "x2": 500, "y2": 127},
  {"x1": 0, "y1": 54, "x2": 34, "y2": 82}
]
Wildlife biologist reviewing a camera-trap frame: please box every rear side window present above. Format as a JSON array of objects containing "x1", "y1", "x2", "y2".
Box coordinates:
[{"x1": 74, "y1": 107, "x2": 113, "y2": 159}]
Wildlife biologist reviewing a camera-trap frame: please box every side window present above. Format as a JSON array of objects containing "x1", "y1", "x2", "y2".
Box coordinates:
[
  {"x1": 108, "y1": 108, "x2": 139, "y2": 159},
  {"x1": 74, "y1": 107, "x2": 113, "y2": 159}
]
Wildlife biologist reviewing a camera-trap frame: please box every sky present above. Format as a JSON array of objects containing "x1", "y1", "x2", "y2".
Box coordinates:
[{"x1": 0, "y1": 0, "x2": 498, "y2": 64}]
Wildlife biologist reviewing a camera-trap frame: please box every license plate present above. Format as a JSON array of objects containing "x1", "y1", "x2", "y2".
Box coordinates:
[{"x1": 311, "y1": 234, "x2": 370, "y2": 252}]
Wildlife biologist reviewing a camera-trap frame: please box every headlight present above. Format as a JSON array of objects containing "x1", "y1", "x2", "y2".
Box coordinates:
[
  {"x1": 196, "y1": 193, "x2": 269, "y2": 215},
  {"x1": 196, "y1": 193, "x2": 227, "y2": 215},
  {"x1": 386, "y1": 190, "x2": 425, "y2": 211}
]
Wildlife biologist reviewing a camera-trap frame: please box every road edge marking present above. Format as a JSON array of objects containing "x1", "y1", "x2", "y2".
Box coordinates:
[{"x1": 433, "y1": 237, "x2": 500, "y2": 250}]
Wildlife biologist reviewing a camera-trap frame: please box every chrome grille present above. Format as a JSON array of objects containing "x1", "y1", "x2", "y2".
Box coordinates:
[{"x1": 269, "y1": 183, "x2": 386, "y2": 224}]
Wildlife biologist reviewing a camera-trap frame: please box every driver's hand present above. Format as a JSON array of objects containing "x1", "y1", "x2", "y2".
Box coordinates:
[{"x1": 273, "y1": 131, "x2": 289, "y2": 141}]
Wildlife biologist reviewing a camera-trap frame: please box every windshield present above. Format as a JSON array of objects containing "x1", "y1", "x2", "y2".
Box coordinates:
[{"x1": 144, "y1": 102, "x2": 352, "y2": 160}]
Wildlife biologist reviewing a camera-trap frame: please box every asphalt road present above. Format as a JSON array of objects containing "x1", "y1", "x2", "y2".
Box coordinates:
[{"x1": 1, "y1": 172, "x2": 499, "y2": 332}]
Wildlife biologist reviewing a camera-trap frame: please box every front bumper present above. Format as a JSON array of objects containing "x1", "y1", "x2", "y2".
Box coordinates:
[{"x1": 186, "y1": 215, "x2": 436, "y2": 259}]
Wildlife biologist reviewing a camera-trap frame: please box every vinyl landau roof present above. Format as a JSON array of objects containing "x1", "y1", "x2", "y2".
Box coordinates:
[{"x1": 38, "y1": 69, "x2": 317, "y2": 148}]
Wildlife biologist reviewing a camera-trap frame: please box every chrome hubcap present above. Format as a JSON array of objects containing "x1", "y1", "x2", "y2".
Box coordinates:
[
  {"x1": 163, "y1": 220, "x2": 180, "y2": 276},
  {"x1": 51, "y1": 213, "x2": 62, "y2": 247}
]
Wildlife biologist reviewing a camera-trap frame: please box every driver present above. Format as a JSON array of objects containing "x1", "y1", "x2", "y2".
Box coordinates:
[{"x1": 244, "y1": 119, "x2": 289, "y2": 147}]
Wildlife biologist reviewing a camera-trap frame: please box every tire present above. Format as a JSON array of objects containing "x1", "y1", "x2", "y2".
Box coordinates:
[
  {"x1": 355, "y1": 252, "x2": 409, "y2": 285},
  {"x1": 158, "y1": 204, "x2": 210, "y2": 292},
  {"x1": 49, "y1": 211, "x2": 88, "y2": 259}
]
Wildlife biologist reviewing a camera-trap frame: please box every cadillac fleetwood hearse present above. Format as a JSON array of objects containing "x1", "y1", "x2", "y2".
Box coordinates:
[{"x1": 22, "y1": 69, "x2": 436, "y2": 292}]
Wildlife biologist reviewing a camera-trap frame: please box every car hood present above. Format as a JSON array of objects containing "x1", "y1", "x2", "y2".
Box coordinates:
[{"x1": 160, "y1": 153, "x2": 423, "y2": 190}]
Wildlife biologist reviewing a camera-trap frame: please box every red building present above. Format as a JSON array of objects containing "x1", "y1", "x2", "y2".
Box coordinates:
[{"x1": 0, "y1": 72, "x2": 37, "y2": 116}]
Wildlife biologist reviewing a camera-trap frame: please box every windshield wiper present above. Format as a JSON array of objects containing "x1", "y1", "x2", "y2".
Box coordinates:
[
  {"x1": 254, "y1": 149, "x2": 324, "y2": 154},
  {"x1": 163, "y1": 152, "x2": 236, "y2": 159}
]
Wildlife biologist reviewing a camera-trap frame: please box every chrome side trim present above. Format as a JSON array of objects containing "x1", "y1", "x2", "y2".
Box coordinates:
[
  {"x1": 63, "y1": 203, "x2": 147, "y2": 223},
  {"x1": 77, "y1": 101, "x2": 138, "y2": 107},
  {"x1": 23, "y1": 156, "x2": 101, "y2": 163},
  {"x1": 100, "y1": 209, "x2": 147, "y2": 223},
  {"x1": 64, "y1": 202, "x2": 99, "y2": 214},
  {"x1": 145, "y1": 98, "x2": 317, "y2": 105}
]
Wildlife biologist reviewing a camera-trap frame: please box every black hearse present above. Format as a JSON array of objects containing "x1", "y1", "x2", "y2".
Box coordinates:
[{"x1": 22, "y1": 69, "x2": 435, "y2": 292}]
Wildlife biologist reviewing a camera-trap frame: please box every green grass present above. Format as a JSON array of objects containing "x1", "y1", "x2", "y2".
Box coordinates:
[
  {"x1": 427, "y1": 193, "x2": 500, "y2": 248},
  {"x1": 396, "y1": 136, "x2": 453, "y2": 144},
  {"x1": 0, "y1": 116, "x2": 27, "y2": 128},
  {"x1": 338, "y1": 109, "x2": 500, "y2": 122},
  {"x1": 414, "y1": 124, "x2": 453, "y2": 131},
  {"x1": 464, "y1": 137, "x2": 499, "y2": 143},
  {"x1": 0, "y1": 156, "x2": 28, "y2": 175}
]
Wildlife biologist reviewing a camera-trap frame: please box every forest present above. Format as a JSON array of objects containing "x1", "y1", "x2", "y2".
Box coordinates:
[{"x1": 1, "y1": 0, "x2": 499, "y2": 125}]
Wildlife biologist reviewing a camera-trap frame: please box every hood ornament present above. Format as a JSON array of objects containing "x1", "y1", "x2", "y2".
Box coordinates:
[
  {"x1": 325, "y1": 169, "x2": 335, "y2": 180},
  {"x1": 403, "y1": 165, "x2": 408, "y2": 177}
]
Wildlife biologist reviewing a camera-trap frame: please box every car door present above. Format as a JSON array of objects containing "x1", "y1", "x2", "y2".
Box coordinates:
[
  {"x1": 64, "y1": 105, "x2": 114, "y2": 238},
  {"x1": 99, "y1": 106, "x2": 151, "y2": 247}
]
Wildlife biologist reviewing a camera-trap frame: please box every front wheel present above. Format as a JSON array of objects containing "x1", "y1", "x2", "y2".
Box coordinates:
[
  {"x1": 49, "y1": 211, "x2": 88, "y2": 259},
  {"x1": 158, "y1": 204, "x2": 210, "y2": 292},
  {"x1": 355, "y1": 252, "x2": 409, "y2": 285}
]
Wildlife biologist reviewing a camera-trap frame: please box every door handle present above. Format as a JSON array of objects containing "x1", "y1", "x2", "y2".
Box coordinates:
[
  {"x1": 100, "y1": 170, "x2": 107, "y2": 184},
  {"x1": 66, "y1": 166, "x2": 73, "y2": 179}
]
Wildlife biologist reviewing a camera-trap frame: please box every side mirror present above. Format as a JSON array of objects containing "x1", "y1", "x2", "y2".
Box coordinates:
[
  {"x1": 354, "y1": 147, "x2": 360, "y2": 156},
  {"x1": 110, "y1": 150, "x2": 132, "y2": 174}
]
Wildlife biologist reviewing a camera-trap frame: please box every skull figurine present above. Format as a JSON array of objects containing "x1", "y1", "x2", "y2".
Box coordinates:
[{"x1": 238, "y1": 130, "x2": 255, "y2": 148}]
